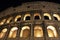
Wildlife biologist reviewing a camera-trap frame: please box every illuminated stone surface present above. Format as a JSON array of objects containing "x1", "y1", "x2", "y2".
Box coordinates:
[{"x1": 0, "y1": 1, "x2": 60, "y2": 40}]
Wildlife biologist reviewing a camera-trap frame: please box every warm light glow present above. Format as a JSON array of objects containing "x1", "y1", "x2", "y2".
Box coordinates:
[
  {"x1": 2, "y1": 28, "x2": 7, "y2": 32},
  {"x1": 8, "y1": 27, "x2": 18, "y2": 38},
  {"x1": 34, "y1": 13, "x2": 41, "y2": 19},
  {"x1": 0, "y1": 19, "x2": 6, "y2": 25},
  {"x1": 0, "y1": 28, "x2": 7, "y2": 38},
  {"x1": 44, "y1": 13, "x2": 51, "y2": 20},
  {"x1": 53, "y1": 14, "x2": 60, "y2": 21},
  {"x1": 15, "y1": 15, "x2": 21, "y2": 22},
  {"x1": 20, "y1": 26, "x2": 30, "y2": 37},
  {"x1": 34, "y1": 26, "x2": 43, "y2": 37},
  {"x1": 6, "y1": 17, "x2": 13, "y2": 23},
  {"x1": 24, "y1": 14, "x2": 31, "y2": 20},
  {"x1": 47, "y1": 29, "x2": 54, "y2": 37},
  {"x1": 47, "y1": 26, "x2": 58, "y2": 37}
]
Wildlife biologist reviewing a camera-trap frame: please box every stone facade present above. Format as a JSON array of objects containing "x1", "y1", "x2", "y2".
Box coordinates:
[{"x1": 0, "y1": 1, "x2": 60, "y2": 40}]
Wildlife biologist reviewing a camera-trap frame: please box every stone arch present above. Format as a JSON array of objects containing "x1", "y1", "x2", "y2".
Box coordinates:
[
  {"x1": 8, "y1": 27, "x2": 18, "y2": 38},
  {"x1": 20, "y1": 26, "x2": 30, "y2": 37},
  {"x1": 34, "y1": 25, "x2": 43, "y2": 37},
  {"x1": 15, "y1": 15, "x2": 21, "y2": 22},
  {"x1": 47, "y1": 26, "x2": 58, "y2": 37},
  {"x1": 0, "y1": 28, "x2": 7, "y2": 38},
  {"x1": 24, "y1": 14, "x2": 31, "y2": 21},
  {"x1": 44, "y1": 13, "x2": 51, "y2": 20},
  {"x1": 6, "y1": 17, "x2": 13, "y2": 23},
  {"x1": 34, "y1": 13, "x2": 41, "y2": 20},
  {"x1": 0, "y1": 19, "x2": 6, "y2": 25},
  {"x1": 53, "y1": 14, "x2": 60, "y2": 21}
]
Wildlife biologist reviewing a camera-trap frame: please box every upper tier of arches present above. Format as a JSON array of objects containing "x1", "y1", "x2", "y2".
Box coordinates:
[{"x1": 0, "y1": 12, "x2": 60, "y2": 26}]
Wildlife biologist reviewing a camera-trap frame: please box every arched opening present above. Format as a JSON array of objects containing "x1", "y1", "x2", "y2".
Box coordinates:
[
  {"x1": 25, "y1": 16, "x2": 30, "y2": 20},
  {"x1": 53, "y1": 14, "x2": 60, "y2": 21},
  {"x1": 34, "y1": 16, "x2": 40, "y2": 20},
  {"x1": 24, "y1": 14, "x2": 31, "y2": 21},
  {"x1": 47, "y1": 26, "x2": 58, "y2": 37},
  {"x1": 8, "y1": 27, "x2": 18, "y2": 38},
  {"x1": 34, "y1": 26, "x2": 43, "y2": 37},
  {"x1": 15, "y1": 15, "x2": 21, "y2": 22},
  {"x1": 44, "y1": 16, "x2": 49, "y2": 20},
  {"x1": 44, "y1": 13, "x2": 51, "y2": 20},
  {"x1": 0, "y1": 19, "x2": 6, "y2": 25},
  {"x1": 47, "y1": 29, "x2": 54, "y2": 37},
  {"x1": 0, "y1": 28, "x2": 7, "y2": 38},
  {"x1": 6, "y1": 17, "x2": 13, "y2": 23},
  {"x1": 20, "y1": 26, "x2": 30, "y2": 37},
  {"x1": 34, "y1": 13, "x2": 41, "y2": 20},
  {"x1": 54, "y1": 17, "x2": 58, "y2": 20}
]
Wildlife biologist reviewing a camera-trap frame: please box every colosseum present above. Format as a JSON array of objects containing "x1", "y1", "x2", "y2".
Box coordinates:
[{"x1": 0, "y1": 1, "x2": 60, "y2": 40}]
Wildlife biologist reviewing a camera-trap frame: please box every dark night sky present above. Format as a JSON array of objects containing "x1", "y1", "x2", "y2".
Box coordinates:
[{"x1": 0, "y1": 0, "x2": 60, "y2": 12}]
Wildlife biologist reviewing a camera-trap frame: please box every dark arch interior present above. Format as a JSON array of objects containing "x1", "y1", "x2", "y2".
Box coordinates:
[
  {"x1": 44, "y1": 16, "x2": 49, "y2": 20},
  {"x1": 10, "y1": 20, "x2": 12, "y2": 22},
  {"x1": 17, "y1": 18, "x2": 21, "y2": 21},
  {"x1": 54, "y1": 17, "x2": 58, "y2": 21},
  {"x1": 34, "y1": 16, "x2": 40, "y2": 20},
  {"x1": 25, "y1": 16, "x2": 30, "y2": 20}
]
